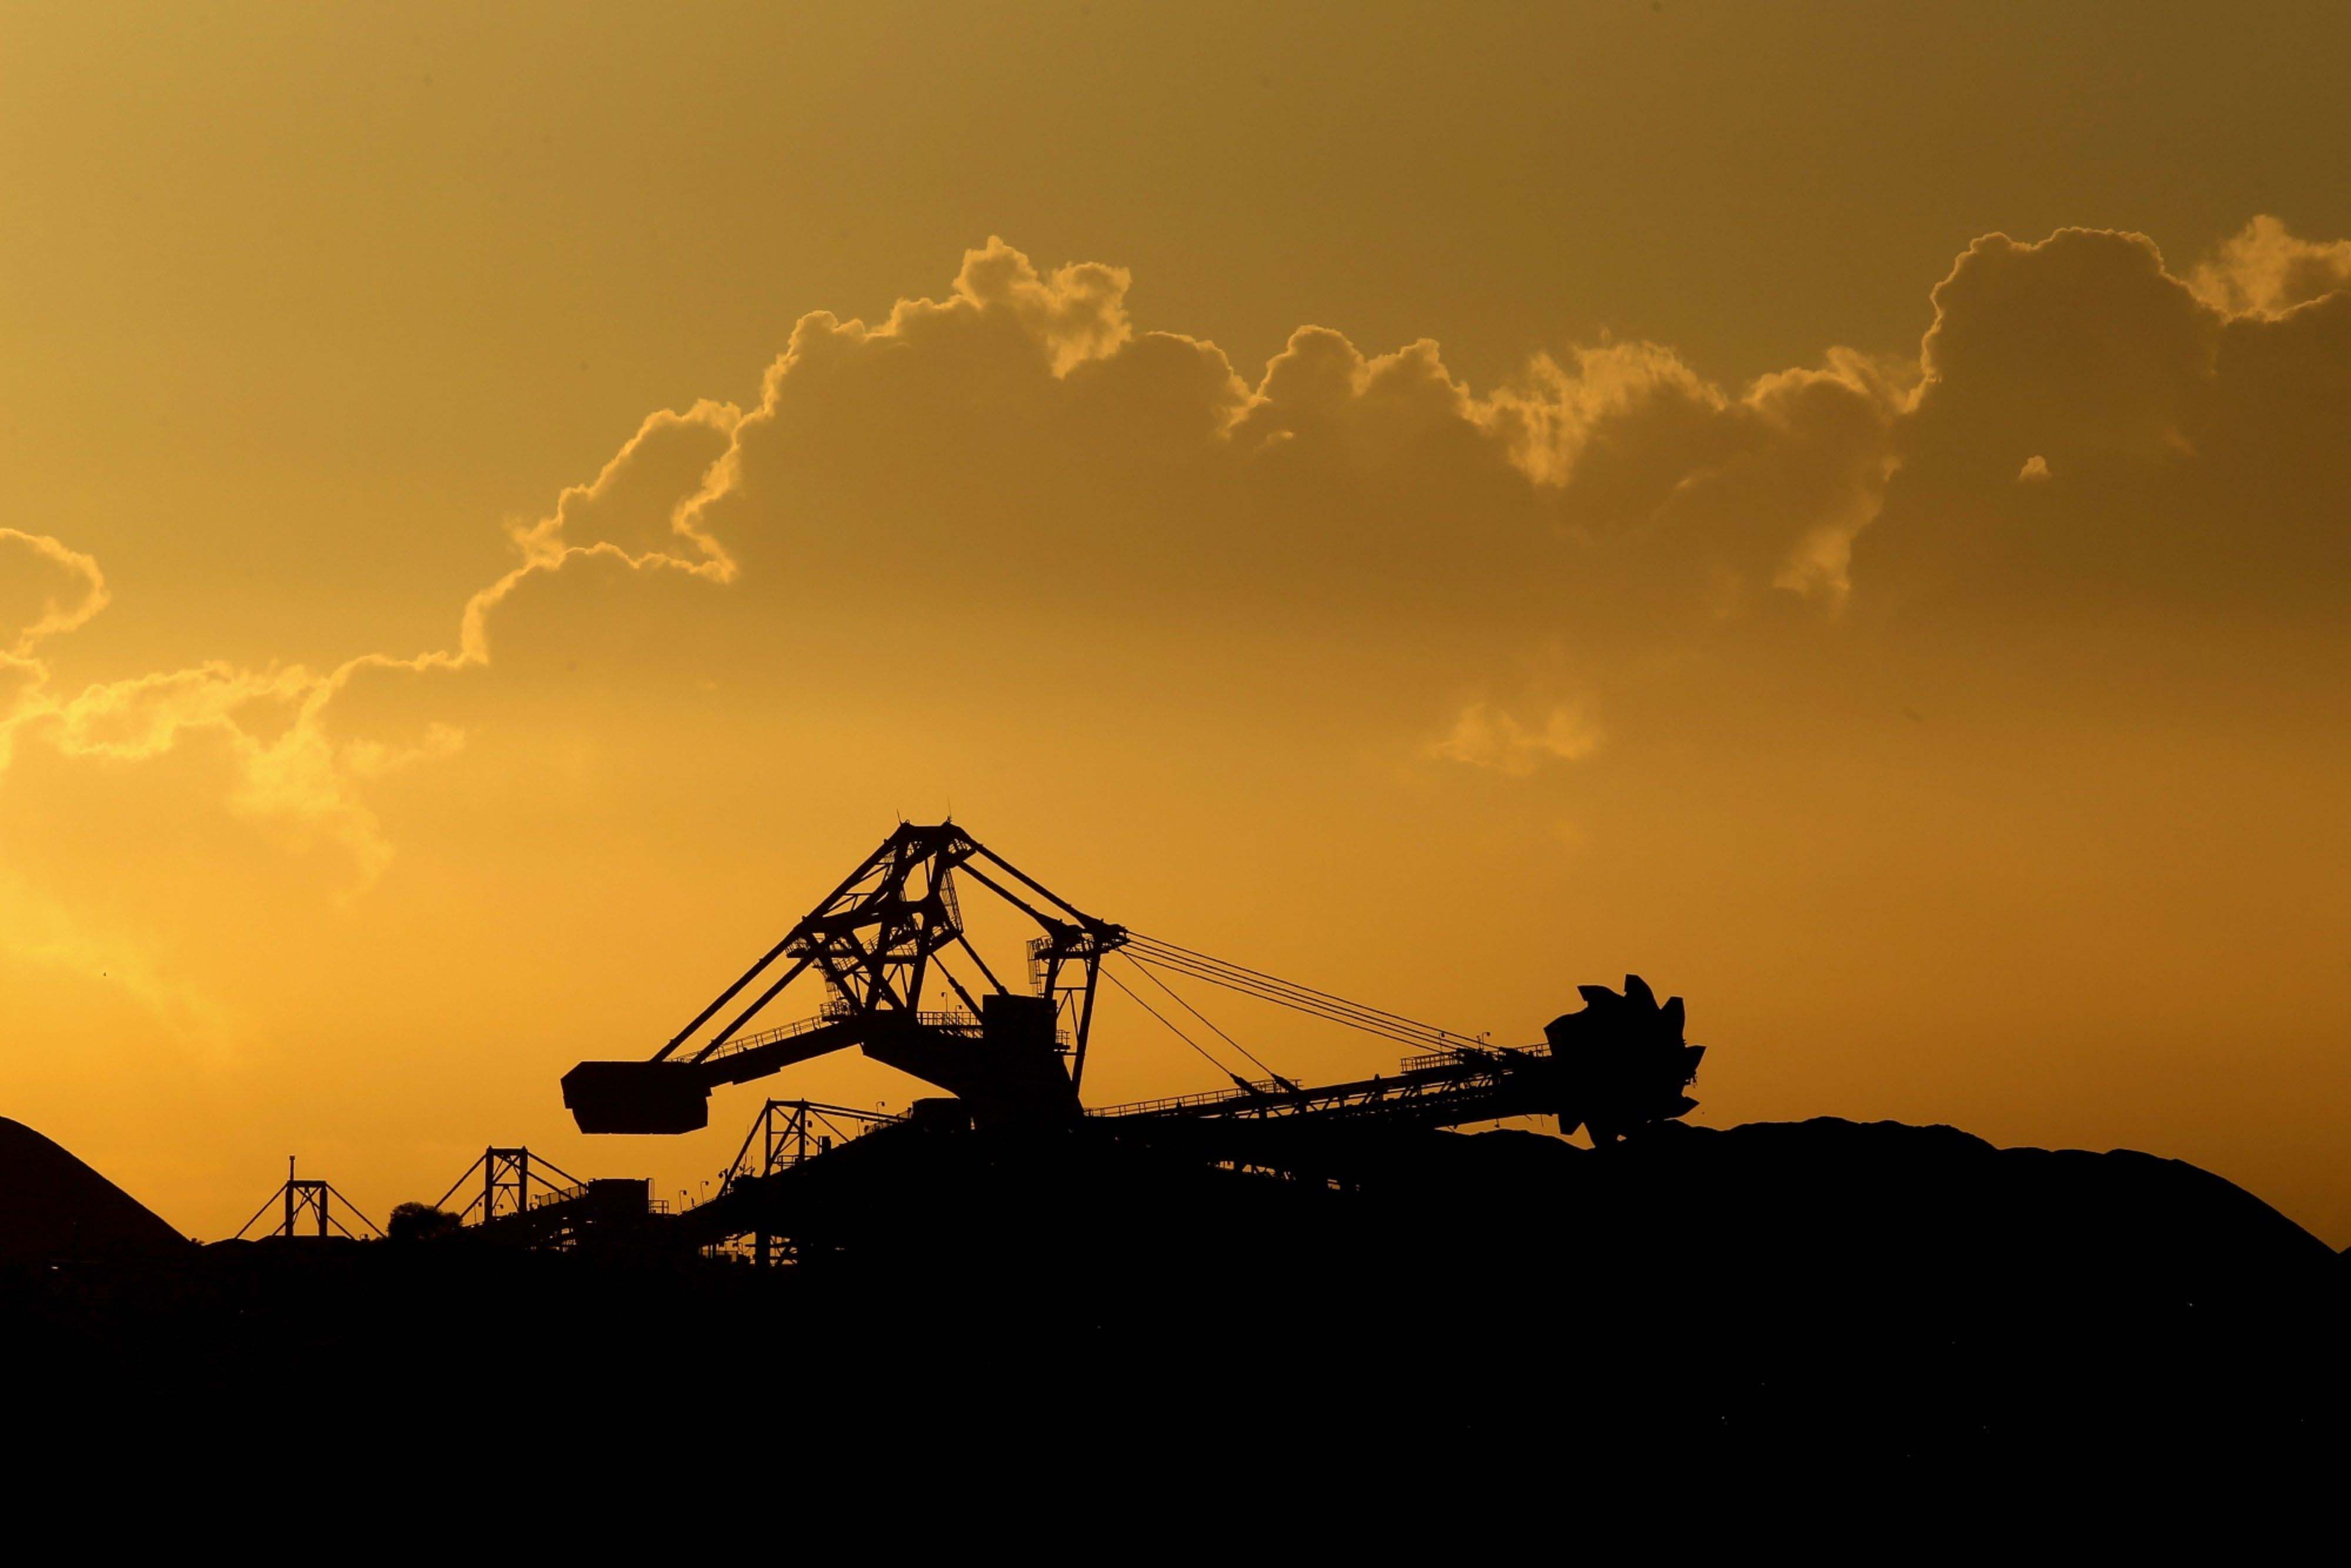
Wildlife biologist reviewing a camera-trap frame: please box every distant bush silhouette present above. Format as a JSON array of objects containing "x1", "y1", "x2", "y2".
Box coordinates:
[{"x1": 386, "y1": 1202, "x2": 460, "y2": 1242}]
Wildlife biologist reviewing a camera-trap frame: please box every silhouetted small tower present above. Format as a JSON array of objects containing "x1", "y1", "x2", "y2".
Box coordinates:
[
  {"x1": 235, "y1": 1155, "x2": 380, "y2": 1241},
  {"x1": 432, "y1": 1146, "x2": 583, "y2": 1228}
]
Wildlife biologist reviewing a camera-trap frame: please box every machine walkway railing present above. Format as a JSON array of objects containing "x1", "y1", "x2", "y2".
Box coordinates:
[
  {"x1": 697, "y1": 1004, "x2": 856, "y2": 1064},
  {"x1": 525, "y1": 1180, "x2": 592, "y2": 1212},
  {"x1": 1090, "y1": 1079, "x2": 1293, "y2": 1118},
  {"x1": 697, "y1": 1005, "x2": 1004, "y2": 1065},
  {"x1": 1397, "y1": 1042, "x2": 1548, "y2": 1075},
  {"x1": 1089, "y1": 1041, "x2": 1554, "y2": 1122}
]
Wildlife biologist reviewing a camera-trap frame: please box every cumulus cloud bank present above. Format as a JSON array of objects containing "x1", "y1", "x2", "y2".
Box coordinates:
[{"x1": 4, "y1": 215, "x2": 2347, "y2": 908}]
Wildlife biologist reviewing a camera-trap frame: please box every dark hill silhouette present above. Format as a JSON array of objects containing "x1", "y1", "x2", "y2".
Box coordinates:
[
  {"x1": 8, "y1": 1113, "x2": 2345, "y2": 1476},
  {"x1": 0, "y1": 1117, "x2": 188, "y2": 1263}
]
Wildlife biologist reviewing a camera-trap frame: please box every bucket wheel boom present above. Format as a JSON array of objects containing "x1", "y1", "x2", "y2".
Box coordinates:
[{"x1": 562, "y1": 823, "x2": 1126, "y2": 1133}]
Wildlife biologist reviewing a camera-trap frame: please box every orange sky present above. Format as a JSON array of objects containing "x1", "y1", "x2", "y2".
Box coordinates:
[{"x1": 4, "y1": 3, "x2": 2349, "y2": 1242}]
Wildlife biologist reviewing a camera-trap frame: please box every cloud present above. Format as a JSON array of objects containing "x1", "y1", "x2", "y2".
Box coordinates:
[
  {"x1": 0, "y1": 527, "x2": 108, "y2": 658},
  {"x1": 1508, "y1": 343, "x2": 1908, "y2": 610},
  {"x1": 18, "y1": 231, "x2": 1882, "y2": 937},
  {"x1": 1858, "y1": 223, "x2": 2351, "y2": 620},
  {"x1": 2188, "y1": 215, "x2": 2351, "y2": 318},
  {"x1": 565, "y1": 233, "x2": 1923, "y2": 728},
  {"x1": 6, "y1": 216, "x2": 2350, "y2": 924},
  {"x1": 951, "y1": 240, "x2": 1134, "y2": 373},
  {"x1": 1427, "y1": 700, "x2": 1604, "y2": 775},
  {"x1": 0, "y1": 400, "x2": 743, "y2": 890},
  {"x1": 497, "y1": 400, "x2": 741, "y2": 615}
]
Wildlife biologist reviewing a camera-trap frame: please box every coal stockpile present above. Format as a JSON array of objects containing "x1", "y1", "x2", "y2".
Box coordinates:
[
  {"x1": 0, "y1": 1117, "x2": 189, "y2": 1265},
  {"x1": 8, "y1": 1114, "x2": 2346, "y2": 1480}
]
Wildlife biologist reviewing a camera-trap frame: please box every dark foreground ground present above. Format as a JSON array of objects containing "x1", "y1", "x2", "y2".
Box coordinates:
[{"x1": 8, "y1": 1117, "x2": 2348, "y2": 1490}]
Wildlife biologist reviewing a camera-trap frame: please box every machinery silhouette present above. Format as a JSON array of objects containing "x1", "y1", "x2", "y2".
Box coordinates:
[
  {"x1": 1548, "y1": 975, "x2": 1707, "y2": 1145},
  {"x1": 563, "y1": 823, "x2": 1123, "y2": 1134},
  {"x1": 34, "y1": 825, "x2": 2343, "y2": 1474},
  {"x1": 557, "y1": 822, "x2": 1707, "y2": 1262}
]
